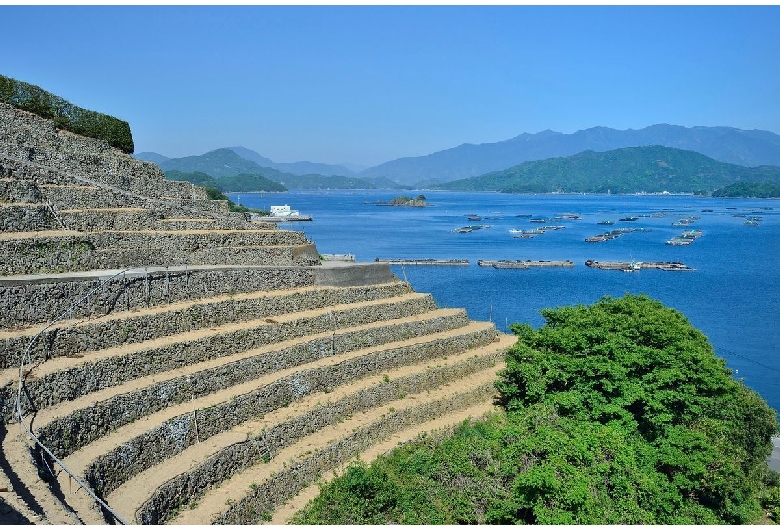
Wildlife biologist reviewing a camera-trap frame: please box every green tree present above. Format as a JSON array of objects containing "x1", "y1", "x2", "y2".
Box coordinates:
[
  {"x1": 495, "y1": 295, "x2": 778, "y2": 524},
  {"x1": 292, "y1": 295, "x2": 778, "y2": 525}
]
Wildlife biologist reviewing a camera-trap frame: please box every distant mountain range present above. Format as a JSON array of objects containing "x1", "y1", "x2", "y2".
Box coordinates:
[
  {"x1": 439, "y1": 145, "x2": 780, "y2": 194},
  {"x1": 226, "y1": 146, "x2": 356, "y2": 177},
  {"x1": 134, "y1": 124, "x2": 780, "y2": 192},
  {"x1": 134, "y1": 151, "x2": 170, "y2": 165},
  {"x1": 360, "y1": 124, "x2": 780, "y2": 186},
  {"x1": 144, "y1": 148, "x2": 390, "y2": 191}
]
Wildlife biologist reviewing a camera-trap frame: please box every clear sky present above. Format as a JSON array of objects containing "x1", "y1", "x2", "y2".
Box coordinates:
[{"x1": 2, "y1": 5, "x2": 779, "y2": 168}]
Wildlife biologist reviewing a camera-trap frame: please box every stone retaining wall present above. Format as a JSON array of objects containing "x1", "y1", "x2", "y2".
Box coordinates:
[
  {"x1": 135, "y1": 354, "x2": 500, "y2": 524},
  {"x1": 90, "y1": 229, "x2": 310, "y2": 250},
  {"x1": 35, "y1": 311, "x2": 480, "y2": 455},
  {"x1": 0, "y1": 235, "x2": 318, "y2": 275},
  {"x1": 61, "y1": 210, "x2": 266, "y2": 232},
  {"x1": 2, "y1": 282, "x2": 415, "y2": 366},
  {"x1": 0, "y1": 266, "x2": 319, "y2": 331},
  {"x1": 0, "y1": 104, "x2": 196, "y2": 201},
  {"x1": 12, "y1": 294, "x2": 439, "y2": 418},
  {"x1": 0, "y1": 204, "x2": 58, "y2": 231},
  {"x1": 0, "y1": 178, "x2": 43, "y2": 203},
  {"x1": 35, "y1": 182, "x2": 223, "y2": 214},
  {"x1": 81, "y1": 325, "x2": 498, "y2": 503}
]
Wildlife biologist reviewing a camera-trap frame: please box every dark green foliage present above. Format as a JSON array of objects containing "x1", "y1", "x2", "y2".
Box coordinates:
[
  {"x1": 439, "y1": 146, "x2": 780, "y2": 194},
  {"x1": 204, "y1": 187, "x2": 228, "y2": 201},
  {"x1": 763, "y1": 470, "x2": 780, "y2": 523},
  {"x1": 712, "y1": 181, "x2": 780, "y2": 198},
  {"x1": 292, "y1": 295, "x2": 778, "y2": 525},
  {"x1": 164, "y1": 169, "x2": 286, "y2": 193},
  {"x1": 1, "y1": 74, "x2": 134, "y2": 154},
  {"x1": 496, "y1": 295, "x2": 778, "y2": 524},
  {"x1": 275, "y1": 173, "x2": 379, "y2": 190},
  {"x1": 165, "y1": 169, "x2": 218, "y2": 189},
  {"x1": 291, "y1": 418, "x2": 519, "y2": 525},
  {"x1": 385, "y1": 195, "x2": 428, "y2": 206}
]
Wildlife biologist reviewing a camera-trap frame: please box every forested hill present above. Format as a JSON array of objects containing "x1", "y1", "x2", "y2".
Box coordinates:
[
  {"x1": 438, "y1": 145, "x2": 780, "y2": 194},
  {"x1": 158, "y1": 148, "x2": 291, "y2": 179},
  {"x1": 164, "y1": 169, "x2": 287, "y2": 193}
]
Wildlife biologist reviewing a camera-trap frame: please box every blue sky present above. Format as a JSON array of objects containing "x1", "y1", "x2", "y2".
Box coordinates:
[{"x1": 3, "y1": 5, "x2": 779, "y2": 167}]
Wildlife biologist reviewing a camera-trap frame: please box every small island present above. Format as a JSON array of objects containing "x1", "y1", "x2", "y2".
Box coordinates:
[{"x1": 375, "y1": 194, "x2": 430, "y2": 207}]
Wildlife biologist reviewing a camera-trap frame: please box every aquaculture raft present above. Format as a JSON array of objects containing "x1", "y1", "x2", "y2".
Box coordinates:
[{"x1": 477, "y1": 260, "x2": 575, "y2": 269}]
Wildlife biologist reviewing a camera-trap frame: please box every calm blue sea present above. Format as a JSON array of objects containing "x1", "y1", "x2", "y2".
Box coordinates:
[{"x1": 230, "y1": 190, "x2": 780, "y2": 416}]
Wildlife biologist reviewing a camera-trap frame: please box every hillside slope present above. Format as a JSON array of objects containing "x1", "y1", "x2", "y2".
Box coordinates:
[{"x1": 440, "y1": 145, "x2": 780, "y2": 194}]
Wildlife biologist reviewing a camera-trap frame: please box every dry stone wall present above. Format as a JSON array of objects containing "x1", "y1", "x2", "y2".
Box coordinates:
[
  {"x1": 0, "y1": 103, "x2": 197, "y2": 200},
  {"x1": 35, "y1": 311, "x2": 478, "y2": 456},
  {"x1": 84, "y1": 325, "x2": 498, "y2": 505},
  {"x1": 0, "y1": 177, "x2": 44, "y2": 203},
  {"x1": 0, "y1": 266, "x2": 319, "y2": 332},
  {"x1": 1, "y1": 204, "x2": 58, "y2": 231},
  {"x1": 135, "y1": 354, "x2": 500, "y2": 524},
  {"x1": 2, "y1": 282, "x2": 414, "y2": 367},
  {"x1": 59, "y1": 210, "x2": 267, "y2": 232},
  {"x1": 10, "y1": 293, "x2": 437, "y2": 417},
  {"x1": 0, "y1": 235, "x2": 318, "y2": 275}
]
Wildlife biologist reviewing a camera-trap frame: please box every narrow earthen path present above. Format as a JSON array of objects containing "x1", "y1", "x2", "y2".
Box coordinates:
[{"x1": 0, "y1": 229, "x2": 82, "y2": 240}]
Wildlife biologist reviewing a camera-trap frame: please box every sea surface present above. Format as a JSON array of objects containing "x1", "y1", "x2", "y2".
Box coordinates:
[{"x1": 230, "y1": 190, "x2": 780, "y2": 416}]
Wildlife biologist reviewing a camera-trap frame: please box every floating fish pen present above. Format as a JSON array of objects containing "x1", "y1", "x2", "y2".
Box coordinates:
[
  {"x1": 374, "y1": 258, "x2": 470, "y2": 266},
  {"x1": 666, "y1": 229, "x2": 702, "y2": 245},
  {"x1": 585, "y1": 260, "x2": 695, "y2": 271},
  {"x1": 452, "y1": 225, "x2": 491, "y2": 233},
  {"x1": 585, "y1": 227, "x2": 652, "y2": 242},
  {"x1": 477, "y1": 259, "x2": 575, "y2": 269}
]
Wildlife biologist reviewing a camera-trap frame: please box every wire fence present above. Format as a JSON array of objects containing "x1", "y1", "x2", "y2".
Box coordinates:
[{"x1": 13, "y1": 265, "x2": 167, "y2": 525}]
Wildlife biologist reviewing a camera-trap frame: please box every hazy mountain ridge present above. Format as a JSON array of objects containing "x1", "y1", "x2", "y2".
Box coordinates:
[
  {"x1": 134, "y1": 151, "x2": 170, "y2": 165},
  {"x1": 155, "y1": 148, "x2": 389, "y2": 191},
  {"x1": 359, "y1": 124, "x2": 780, "y2": 186},
  {"x1": 438, "y1": 145, "x2": 780, "y2": 194},
  {"x1": 227, "y1": 146, "x2": 356, "y2": 177}
]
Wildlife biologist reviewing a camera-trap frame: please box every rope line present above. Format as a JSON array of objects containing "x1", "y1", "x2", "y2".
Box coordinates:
[
  {"x1": 717, "y1": 346, "x2": 780, "y2": 377},
  {"x1": 14, "y1": 264, "x2": 170, "y2": 525}
]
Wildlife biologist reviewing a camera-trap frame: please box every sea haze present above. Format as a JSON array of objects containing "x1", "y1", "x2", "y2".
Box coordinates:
[{"x1": 231, "y1": 190, "x2": 780, "y2": 416}]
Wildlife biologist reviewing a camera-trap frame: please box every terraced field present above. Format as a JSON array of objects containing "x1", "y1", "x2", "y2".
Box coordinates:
[{"x1": 0, "y1": 101, "x2": 512, "y2": 524}]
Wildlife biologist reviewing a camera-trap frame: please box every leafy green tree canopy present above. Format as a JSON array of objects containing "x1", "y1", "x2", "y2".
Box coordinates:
[{"x1": 293, "y1": 295, "x2": 778, "y2": 525}]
